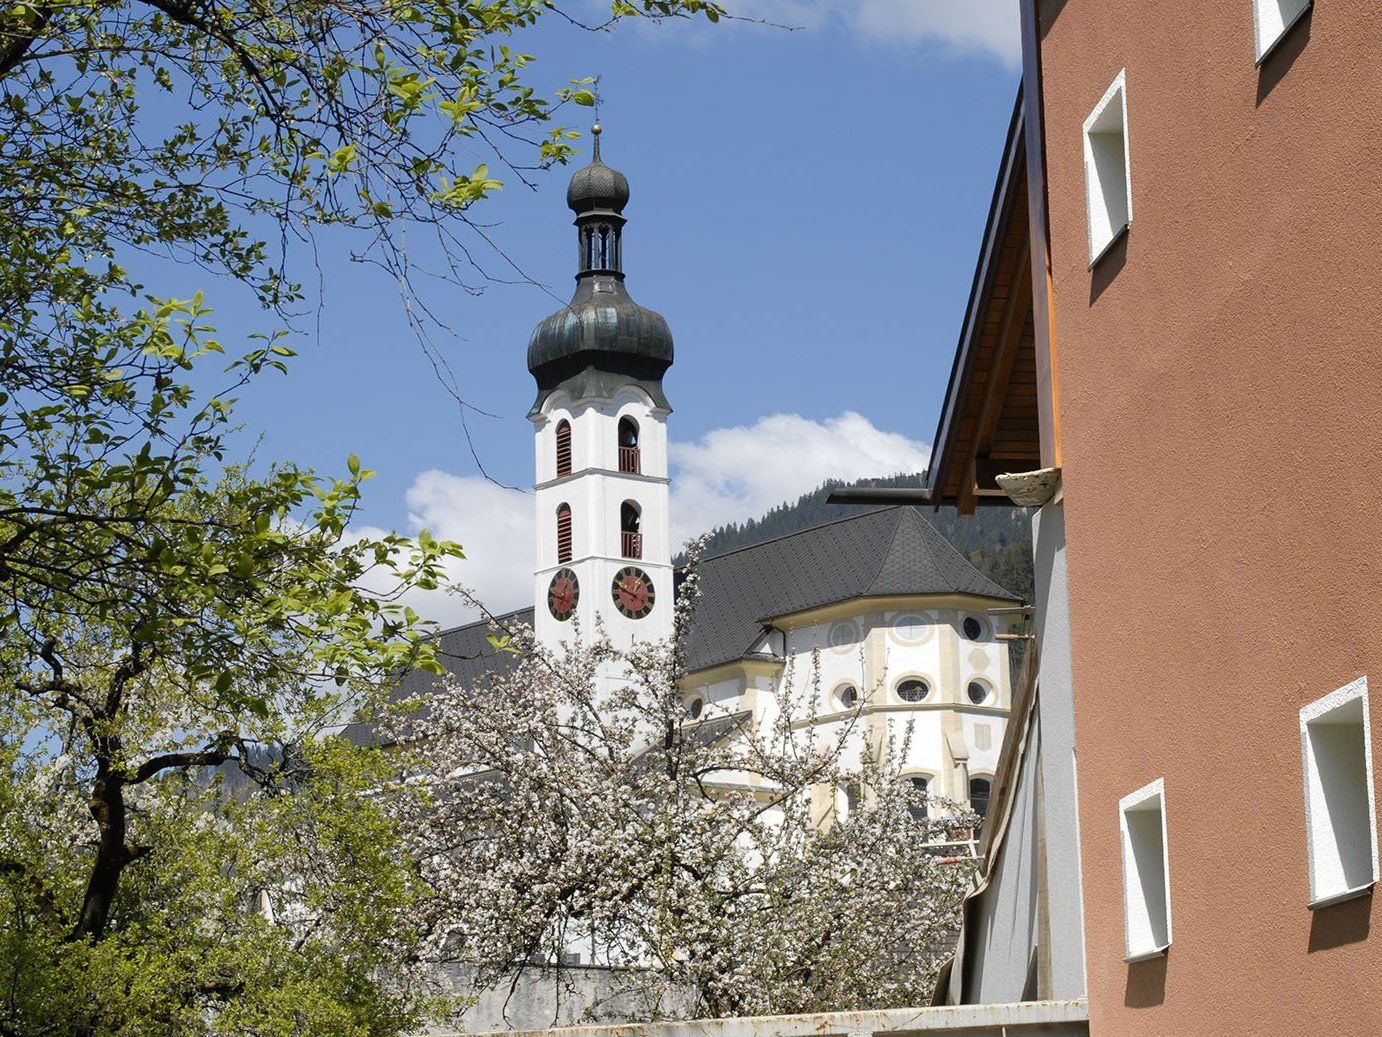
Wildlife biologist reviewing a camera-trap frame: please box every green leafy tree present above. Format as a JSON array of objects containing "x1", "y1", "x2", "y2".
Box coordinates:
[{"x1": 0, "y1": 0, "x2": 725, "y2": 1031}]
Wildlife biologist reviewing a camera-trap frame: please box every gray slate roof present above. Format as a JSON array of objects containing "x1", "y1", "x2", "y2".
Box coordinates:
[
  {"x1": 339, "y1": 606, "x2": 532, "y2": 747},
  {"x1": 683, "y1": 506, "x2": 1017, "y2": 673},
  {"x1": 346, "y1": 508, "x2": 1016, "y2": 743}
]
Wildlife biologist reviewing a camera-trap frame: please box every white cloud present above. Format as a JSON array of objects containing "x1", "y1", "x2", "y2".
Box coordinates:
[
  {"x1": 669, "y1": 411, "x2": 929, "y2": 546},
  {"x1": 370, "y1": 412, "x2": 929, "y2": 628},
  {"x1": 730, "y1": 0, "x2": 1021, "y2": 66}
]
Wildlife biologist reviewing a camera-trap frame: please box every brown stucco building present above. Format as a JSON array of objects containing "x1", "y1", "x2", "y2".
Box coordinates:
[{"x1": 921, "y1": 3, "x2": 1382, "y2": 1034}]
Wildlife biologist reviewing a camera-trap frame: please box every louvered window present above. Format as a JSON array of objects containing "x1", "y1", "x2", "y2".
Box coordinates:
[
  {"x1": 555, "y1": 420, "x2": 572, "y2": 478},
  {"x1": 556, "y1": 504, "x2": 572, "y2": 563}
]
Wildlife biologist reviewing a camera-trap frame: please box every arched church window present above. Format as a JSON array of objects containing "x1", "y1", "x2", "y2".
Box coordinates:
[
  {"x1": 620, "y1": 500, "x2": 642, "y2": 560},
  {"x1": 843, "y1": 781, "x2": 862, "y2": 818},
  {"x1": 969, "y1": 776, "x2": 992, "y2": 825},
  {"x1": 909, "y1": 776, "x2": 930, "y2": 821},
  {"x1": 556, "y1": 503, "x2": 573, "y2": 564},
  {"x1": 618, "y1": 417, "x2": 640, "y2": 474},
  {"x1": 555, "y1": 420, "x2": 572, "y2": 478}
]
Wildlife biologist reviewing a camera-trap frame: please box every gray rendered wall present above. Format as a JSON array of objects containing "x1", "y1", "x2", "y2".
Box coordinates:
[
  {"x1": 962, "y1": 502, "x2": 1085, "y2": 1003},
  {"x1": 963, "y1": 711, "x2": 1043, "y2": 1002},
  {"x1": 1030, "y1": 503, "x2": 1085, "y2": 999}
]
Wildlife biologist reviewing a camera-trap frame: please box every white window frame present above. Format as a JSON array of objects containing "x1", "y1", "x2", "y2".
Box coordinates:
[
  {"x1": 1119, "y1": 777, "x2": 1171, "y2": 962},
  {"x1": 1082, "y1": 69, "x2": 1132, "y2": 267},
  {"x1": 1300, "y1": 676, "x2": 1378, "y2": 909},
  {"x1": 1253, "y1": 0, "x2": 1311, "y2": 64}
]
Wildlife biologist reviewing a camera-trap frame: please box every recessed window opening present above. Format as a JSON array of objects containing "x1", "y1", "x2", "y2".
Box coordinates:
[
  {"x1": 969, "y1": 776, "x2": 992, "y2": 823},
  {"x1": 843, "y1": 781, "x2": 862, "y2": 818},
  {"x1": 620, "y1": 500, "x2": 642, "y2": 560},
  {"x1": 687, "y1": 697, "x2": 703, "y2": 721},
  {"x1": 1253, "y1": 0, "x2": 1311, "y2": 63},
  {"x1": 967, "y1": 679, "x2": 992, "y2": 705},
  {"x1": 556, "y1": 504, "x2": 573, "y2": 564},
  {"x1": 618, "y1": 417, "x2": 641, "y2": 474},
  {"x1": 1120, "y1": 778, "x2": 1172, "y2": 962},
  {"x1": 897, "y1": 679, "x2": 930, "y2": 703},
  {"x1": 909, "y1": 776, "x2": 930, "y2": 821},
  {"x1": 1083, "y1": 70, "x2": 1132, "y2": 265},
  {"x1": 555, "y1": 419, "x2": 572, "y2": 478},
  {"x1": 835, "y1": 684, "x2": 858, "y2": 711},
  {"x1": 1300, "y1": 677, "x2": 1378, "y2": 908},
  {"x1": 962, "y1": 616, "x2": 987, "y2": 642}
]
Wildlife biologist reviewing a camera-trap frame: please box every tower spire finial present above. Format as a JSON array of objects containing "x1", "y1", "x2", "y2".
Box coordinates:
[{"x1": 590, "y1": 74, "x2": 604, "y2": 162}]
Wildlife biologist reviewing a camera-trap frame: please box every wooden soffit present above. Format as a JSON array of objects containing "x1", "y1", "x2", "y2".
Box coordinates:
[{"x1": 927, "y1": 94, "x2": 1042, "y2": 515}]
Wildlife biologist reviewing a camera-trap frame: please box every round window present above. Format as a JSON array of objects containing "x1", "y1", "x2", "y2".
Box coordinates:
[
  {"x1": 835, "y1": 684, "x2": 859, "y2": 710},
  {"x1": 893, "y1": 613, "x2": 930, "y2": 643},
  {"x1": 962, "y1": 615, "x2": 986, "y2": 641},
  {"x1": 967, "y1": 680, "x2": 991, "y2": 705},
  {"x1": 896, "y1": 679, "x2": 930, "y2": 703},
  {"x1": 828, "y1": 621, "x2": 857, "y2": 650},
  {"x1": 687, "y1": 697, "x2": 704, "y2": 720}
]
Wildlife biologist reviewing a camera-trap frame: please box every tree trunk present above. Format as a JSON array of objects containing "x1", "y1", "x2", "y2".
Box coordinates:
[{"x1": 72, "y1": 767, "x2": 128, "y2": 942}]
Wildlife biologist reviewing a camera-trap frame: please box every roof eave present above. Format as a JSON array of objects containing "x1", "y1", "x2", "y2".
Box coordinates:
[
  {"x1": 926, "y1": 90, "x2": 1029, "y2": 508},
  {"x1": 758, "y1": 590, "x2": 1023, "y2": 630}
]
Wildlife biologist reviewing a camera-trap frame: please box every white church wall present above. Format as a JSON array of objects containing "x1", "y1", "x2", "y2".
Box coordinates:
[{"x1": 745, "y1": 601, "x2": 1014, "y2": 820}]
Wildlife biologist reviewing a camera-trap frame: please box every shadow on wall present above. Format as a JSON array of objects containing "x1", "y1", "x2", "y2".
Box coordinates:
[
  {"x1": 1038, "y1": 0, "x2": 1070, "y2": 39},
  {"x1": 1123, "y1": 952, "x2": 1167, "y2": 1009},
  {"x1": 1089, "y1": 231, "x2": 1127, "y2": 307},
  {"x1": 1307, "y1": 892, "x2": 1372, "y2": 953},
  {"x1": 1257, "y1": 5, "x2": 1313, "y2": 106}
]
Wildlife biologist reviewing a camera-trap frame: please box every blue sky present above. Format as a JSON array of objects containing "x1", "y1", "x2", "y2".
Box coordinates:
[{"x1": 200, "y1": 1, "x2": 1020, "y2": 620}]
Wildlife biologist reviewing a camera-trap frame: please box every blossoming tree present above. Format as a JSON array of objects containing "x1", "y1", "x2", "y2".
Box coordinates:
[{"x1": 386, "y1": 572, "x2": 980, "y2": 1023}]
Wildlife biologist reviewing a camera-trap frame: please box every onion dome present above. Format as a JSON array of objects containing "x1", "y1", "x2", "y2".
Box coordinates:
[
  {"x1": 528, "y1": 125, "x2": 674, "y2": 414},
  {"x1": 565, "y1": 125, "x2": 629, "y2": 214}
]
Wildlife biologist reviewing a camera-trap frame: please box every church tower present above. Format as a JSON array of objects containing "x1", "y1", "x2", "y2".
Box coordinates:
[{"x1": 528, "y1": 126, "x2": 675, "y2": 652}]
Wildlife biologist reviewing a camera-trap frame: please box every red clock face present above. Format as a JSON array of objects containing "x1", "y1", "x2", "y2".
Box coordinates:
[
  {"x1": 547, "y1": 568, "x2": 579, "y2": 621},
  {"x1": 611, "y1": 566, "x2": 655, "y2": 620}
]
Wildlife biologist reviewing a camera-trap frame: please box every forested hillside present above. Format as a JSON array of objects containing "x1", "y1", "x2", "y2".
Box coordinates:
[{"x1": 689, "y1": 473, "x2": 1035, "y2": 602}]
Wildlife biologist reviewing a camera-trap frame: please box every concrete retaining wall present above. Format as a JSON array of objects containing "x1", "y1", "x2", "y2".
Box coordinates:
[{"x1": 440, "y1": 1000, "x2": 1088, "y2": 1037}]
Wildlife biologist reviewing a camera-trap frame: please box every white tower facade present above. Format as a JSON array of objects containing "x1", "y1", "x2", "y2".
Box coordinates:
[
  {"x1": 526, "y1": 125, "x2": 676, "y2": 653},
  {"x1": 532, "y1": 389, "x2": 673, "y2": 649}
]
